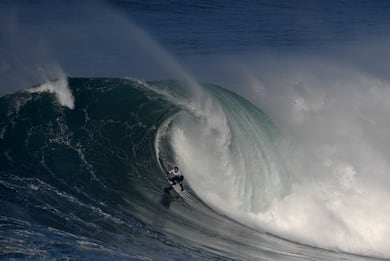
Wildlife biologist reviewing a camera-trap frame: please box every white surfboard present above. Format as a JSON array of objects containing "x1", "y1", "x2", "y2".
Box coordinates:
[{"x1": 164, "y1": 173, "x2": 196, "y2": 204}]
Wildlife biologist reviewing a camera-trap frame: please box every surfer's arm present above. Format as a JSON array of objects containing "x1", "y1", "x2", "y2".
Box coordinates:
[{"x1": 166, "y1": 170, "x2": 174, "y2": 177}]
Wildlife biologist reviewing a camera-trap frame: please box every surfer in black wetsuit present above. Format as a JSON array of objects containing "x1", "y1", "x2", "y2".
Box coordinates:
[{"x1": 166, "y1": 166, "x2": 184, "y2": 191}]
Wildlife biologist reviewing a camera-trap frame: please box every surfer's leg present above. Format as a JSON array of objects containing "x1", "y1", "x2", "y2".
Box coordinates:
[
  {"x1": 170, "y1": 176, "x2": 177, "y2": 185},
  {"x1": 178, "y1": 176, "x2": 184, "y2": 191}
]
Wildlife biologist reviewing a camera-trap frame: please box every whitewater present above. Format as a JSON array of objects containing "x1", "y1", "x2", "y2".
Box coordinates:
[{"x1": 154, "y1": 66, "x2": 390, "y2": 258}]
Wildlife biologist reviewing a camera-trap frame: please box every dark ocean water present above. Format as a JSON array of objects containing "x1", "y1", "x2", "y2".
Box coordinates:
[
  {"x1": 2, "y1": 1, "x2": 390, "y2": 260},
  {"x1": 110, "y1": 0, "x2": 390, "y2": 52}
]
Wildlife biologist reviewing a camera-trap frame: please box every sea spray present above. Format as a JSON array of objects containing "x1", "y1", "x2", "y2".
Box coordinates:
[{"x1": 26, "y1": 77, "x2": 75, "y2": 109}]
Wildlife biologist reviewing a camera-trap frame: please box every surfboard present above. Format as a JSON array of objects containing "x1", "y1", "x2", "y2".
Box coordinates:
[{"x1": 164, "y1": 173, "x2": 195, "y2": 204}]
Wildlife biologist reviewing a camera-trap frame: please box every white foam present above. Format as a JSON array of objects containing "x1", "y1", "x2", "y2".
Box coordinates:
[
  {"x1": 167, "y1": 67, "x2": 390, "y2": 258},
  {"x1": 26, "y1": 77, "x2": 75, "y2": 109}
]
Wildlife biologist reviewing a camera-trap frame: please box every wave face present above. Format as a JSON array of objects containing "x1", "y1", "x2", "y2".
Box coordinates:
[{"x1": 0, "y1": 77, "x2": 383, "y2": 260}]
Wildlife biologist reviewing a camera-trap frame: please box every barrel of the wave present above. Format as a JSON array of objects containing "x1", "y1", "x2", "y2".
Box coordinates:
[{"x1": 166, "y1": 84, "x2": 289, "y2": 225}]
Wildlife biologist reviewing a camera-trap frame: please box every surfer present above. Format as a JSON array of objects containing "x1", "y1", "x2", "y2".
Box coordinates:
[{"x1": 166, "y1": 166, "x2": 184, "y2": 191}]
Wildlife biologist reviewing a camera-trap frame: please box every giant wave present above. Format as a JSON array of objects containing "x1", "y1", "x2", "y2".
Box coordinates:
[{"x1": 0, "y1": 77, "x2": 386, "y2": 260}]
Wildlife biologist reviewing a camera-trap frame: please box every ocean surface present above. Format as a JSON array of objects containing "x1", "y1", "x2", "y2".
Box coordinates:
[{"x1": 2, "y1": 1, "x2": 390, "y2": 260}]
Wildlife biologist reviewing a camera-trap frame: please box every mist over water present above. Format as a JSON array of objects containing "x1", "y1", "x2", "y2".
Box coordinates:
[
  {"x1": 181, "y1": 46, "x2": 390, "y2": 254},
  {"x1": 156, "y1": 22, "x2": 390, "y2": 260},
  {"x1": 249, "y1": 60, "x2": 390, "y2": 256},
  {"x1": 169, "y1": 51, "x2": 390, "y2": 257},
  {"x1": 2, "y1": 0, "x2": 390, "y2": 259}
]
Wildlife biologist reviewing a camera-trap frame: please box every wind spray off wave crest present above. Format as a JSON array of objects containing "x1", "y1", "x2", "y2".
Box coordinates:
[{"x1": 26, "y1": 76, "x2": 75, "y2": 109}]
